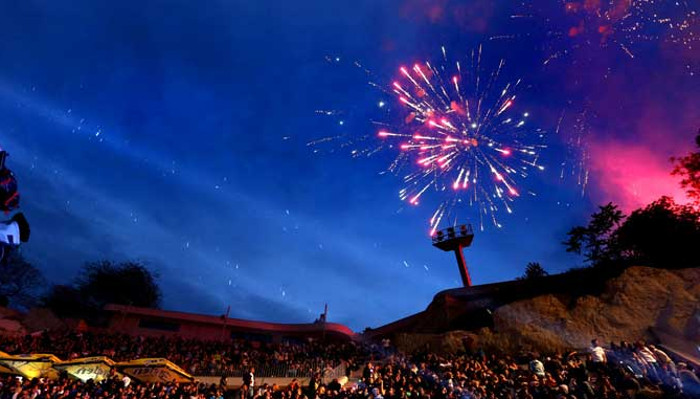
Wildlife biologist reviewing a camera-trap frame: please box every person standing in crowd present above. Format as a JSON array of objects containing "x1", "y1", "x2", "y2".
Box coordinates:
[
  {"x1": 327, "y1": 378, "x2": 341, "y2": 393},
  {"x1": 635, "y1": 341, "x2": 661, "y2": 382},
  {"x1": 242, "y1": 367, "x2": 255, "y2": 399},
  {"x1": 362, "y1": 361, "x2": 374, "y2": 385},
  {"x1": 648, "y1": 344, "x2": 680, "y2": 386},
  {"x1": 678, "y1": 362, "x2": 700, "y2": 396},
  {"x1": 589, "y1": 338, "x2": 607, "y2": 371},
  {"x1": 381, "y1": 338, "x2": 392, "y2": 356},
  {"x1": 529, "y1": 355, "x2": 545, "y2": 378},
  {"x1": 307, "y1": 372, "x2": 320, "y2": 399}
]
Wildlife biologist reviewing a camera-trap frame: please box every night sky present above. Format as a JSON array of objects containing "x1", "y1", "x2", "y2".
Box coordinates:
[{"x1": 0, "y1": 0, "x2": 698, "y2": 330}]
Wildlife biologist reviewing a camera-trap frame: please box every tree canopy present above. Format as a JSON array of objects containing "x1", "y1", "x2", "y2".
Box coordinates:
[
  {"x1": 672, "y1": 130, "x2": 700, "y2": 206},
  {"x1": 43, "y1": 260, "x2": 160, "y2": 321},
  {"x1": 77, "y1": 260, "x2": 161, "y2": 309},
  {"x1": 564, "y1": 203, "x2": 625, "y2": 266},
  {"x1": 615, "y1": 197, "x2": 700, "y2": 268},
  {"x1": 520, "y1": 262, "x2": 548, "y2": 280},
  {"x1": 565, "y1": 198, "x2": 700, "y2": 269},
  {"x1": 0, "y1": 250, "x2": 44, "y2": 309}
]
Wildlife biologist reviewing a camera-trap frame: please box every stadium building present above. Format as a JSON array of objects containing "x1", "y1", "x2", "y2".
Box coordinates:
[{"x1": 104, "y1": 304, "x2": 356, "y2": 343}]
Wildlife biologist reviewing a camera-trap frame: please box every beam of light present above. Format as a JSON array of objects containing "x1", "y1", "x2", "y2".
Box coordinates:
[{"x1": 0, "y1": 79, "x2": 265, "y2": 209}]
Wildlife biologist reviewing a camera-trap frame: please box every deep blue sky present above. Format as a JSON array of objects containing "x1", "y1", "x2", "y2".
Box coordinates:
[{"x1": 0, "y1": 0, "x2": 698, "y2": 330}]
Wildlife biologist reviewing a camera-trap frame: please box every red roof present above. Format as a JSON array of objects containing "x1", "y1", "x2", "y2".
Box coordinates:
[{"x1": 104, "y1": 304, "x2": 356, "y2": 339}]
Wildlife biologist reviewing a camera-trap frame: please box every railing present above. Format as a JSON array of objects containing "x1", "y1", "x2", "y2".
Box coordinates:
[
  {"x1": 321, "y1": 362, "x2": 347, "y2": 381},
  {"x1": 199, "y1": 360, "x2": 347, "y2": 379},
  {"x1": 432, "y1": 224, "x2": 473, "y2": 244}
]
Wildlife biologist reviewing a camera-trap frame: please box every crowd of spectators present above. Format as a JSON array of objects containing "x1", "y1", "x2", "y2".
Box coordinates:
[
  {"x1": 0, "y1": 374, "x2": 225, "y2": 399},
  {"x1": 1, "y1": 332, "x2": 699, "y2": 399},
  {"x1": 244, "y1": 339, "x2": 699, "y2": 399},
  {"x1": 0, "y1": 332, "x2": 364, "y2": 377}
]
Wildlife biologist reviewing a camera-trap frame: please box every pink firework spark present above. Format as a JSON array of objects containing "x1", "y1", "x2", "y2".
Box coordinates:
[{"x1": 378, "y1": 46, "x2": 546, "y2": 233}]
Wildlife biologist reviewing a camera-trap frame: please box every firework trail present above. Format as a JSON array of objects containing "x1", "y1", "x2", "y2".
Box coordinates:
[
  {"x1": 557, "y1": 108, "x2": 592, "y2": 196},
  {"x1": 373, "y1": 46, "x2": 546, "y2": 233},
  {"x1": 505, "y1": 0, "x2": 698, "y2": 64}
]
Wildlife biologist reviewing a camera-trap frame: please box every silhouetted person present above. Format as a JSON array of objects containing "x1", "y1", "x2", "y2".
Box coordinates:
[{"x1": 242, "y1": 367, "x2": 255, "y2": 398}]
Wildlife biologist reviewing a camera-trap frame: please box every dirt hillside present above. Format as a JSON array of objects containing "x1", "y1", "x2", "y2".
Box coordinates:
[{"x1": 397, "y1": 266, "x2": 700, "y2": 353}]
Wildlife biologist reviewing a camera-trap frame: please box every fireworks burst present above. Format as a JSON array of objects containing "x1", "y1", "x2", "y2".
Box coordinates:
[{"x1": 375, "y1": 46, "x2": 546, "y2": 233}]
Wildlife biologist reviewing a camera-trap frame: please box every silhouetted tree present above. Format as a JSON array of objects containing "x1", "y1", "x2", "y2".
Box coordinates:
[
  {"x1": 672, "y1": 129, "x2": 700, "y2": 206},
  {"x1": 564, "y1": 203, "x2": 625, "y2": 266},
  {"x1": 0, "y1": 250, "x2": 44, "y2": 309},
  {"x1": 42, "y1": 285, "x2": 86, "y2": 319},
  {"x1": 43, "y1": 260, "x2": 160, "y2": 322},
  {"x1": 521, "y1": 262, "x2": 548, "y2": 280},
  {"x1": 76, "y1": 260, "x2": 161, "y2": 309},
  {"x1": 615, "y1": 196, "x2": 700, "y2": 268}
]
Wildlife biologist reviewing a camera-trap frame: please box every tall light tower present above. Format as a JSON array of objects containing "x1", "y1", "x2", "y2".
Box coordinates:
[{"x1": 432, "y1": 224, "x2": 475, "y2": 287}]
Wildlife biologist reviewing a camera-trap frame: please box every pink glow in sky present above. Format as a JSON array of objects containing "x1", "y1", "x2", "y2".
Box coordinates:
[
  {"x1": 588, "y1": 139, "x2": 691, "y2": 212},
  {"x1": 581, "y1": 56, "x2": 698, "y2": 213}
]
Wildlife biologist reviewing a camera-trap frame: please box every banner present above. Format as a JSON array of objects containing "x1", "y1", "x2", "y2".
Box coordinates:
[
  {"x1": 0, "y1": 353, "x2": 61, "y2": 379},
  {"x1": 53, "y1": 356, "x2": 116, "y2": 382},
  {"x1": 0, "y1": 353, "x2": 193, "y2": 383},
  {"x1": 0, "y1": 352, "x2": 15, "y2": 375},
  {"x1": 116, "y1": 358, "x2": 194, "y2": 383}
]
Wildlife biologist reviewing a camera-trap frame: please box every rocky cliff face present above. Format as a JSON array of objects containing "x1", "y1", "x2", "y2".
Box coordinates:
[
  {"x1": 396, "y1": 266, "x2": 700, "y2": 353},
  {"x1": 488, "y1": 266, "x2": 699, "y2": 351}
]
